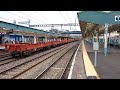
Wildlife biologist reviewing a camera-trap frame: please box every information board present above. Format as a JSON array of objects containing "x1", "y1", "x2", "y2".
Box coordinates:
[{"x1": 93, "y1": 42, "x2": 99, "y2": 50}]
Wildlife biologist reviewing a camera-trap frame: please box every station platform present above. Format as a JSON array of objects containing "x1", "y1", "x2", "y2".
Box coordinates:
[
  {"x1": 70, "y1": 40, "x2": 120, "y2": 79},
  {"x1": 85, "y1": 41, "x2": 120, "y2": 79},
  {"x1": 69, "y1": 41, "x2": 87, "y2": 79},
  {"x1": 69, "y1": 40, "x2": 99, "y2": 79}
]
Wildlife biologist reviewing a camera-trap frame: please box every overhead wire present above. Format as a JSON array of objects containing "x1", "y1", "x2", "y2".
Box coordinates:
[
  {"x1": 0, "y1": 16, "x2": 14, "y2": 22},
  {"x1": 7, "y1": 11, "x2": 28, "y2": 20},
  {"x1": 2, "y1": 11, "x2": 78, "y2": 31},
  {"x1": 58, "y1": 11, "x2": 69, "y2": 24},
  {"x1": 33, "y1": 11, "x2": 48, "y2": 21},
  {"x1": 5, "y1": 11, "x2": 41, "y2": 28},
  {"x1": 65, "y1": 11, "x2": 73, "y2": 23},
  {"x1": 18, "y1": 11, "x2": 46, "y2": 24},
  {"x1": 7, "y1": 11, "x2": 44, "y2": 25}
]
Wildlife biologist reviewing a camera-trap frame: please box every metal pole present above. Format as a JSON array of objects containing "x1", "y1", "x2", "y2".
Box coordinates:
[
  {"x1": 104, "y1": 23, "x2": 108, "y2": 56},
  {"x1": 0, "y1": 33, "x2": 2, "y2": 44},
  {"x1": 70, "y1": 25, "x2": 71, "y2": 30},
  {"x1": 108, "y1": 32, "x2": 111, "y2": 47},
  {"x1": 22, "y1": 35, "x2": 24, "y2": 43},
  {"x1": 94, "y1": 30, "x2": 98, "y2": 67},
  {"x1": 119, "y1": 32, "x2": 120, "y2": 44},
  {"x1": 75, "y1": 18, "x2": 76, "y2": 30},
  {"x1": 29, "y1": 34, "x2": 31, "y2": 43},
  {"x1": 28, "y1": 19, "x2": 30, "y2": 27},
  {"x1": 61, "y1": 24, "x2": 62, "y2": 30},
  {"x1": 94, "y1": 50, "x2": 97, "y2": 67},
  {"x1": 15, "y1": 34, "x2": 16, "y2": 43},
  {"x1": 13, "y1": 20, "x2": 16, "y2": 24}
]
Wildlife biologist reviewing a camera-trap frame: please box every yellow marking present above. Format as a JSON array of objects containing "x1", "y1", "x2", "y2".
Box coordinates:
[
  {"x1": 82, "y1": 40, "x2": 100, "y2": 79},
  {"x1": 51, "y1": 67, "x2": 64, "y2": 70},
  {"x1": 77, "y1": 74, "x2": 83, "y2": 79}
]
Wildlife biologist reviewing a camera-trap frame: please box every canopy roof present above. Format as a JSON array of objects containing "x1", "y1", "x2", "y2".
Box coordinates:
[{"x1": 77, "y1": 11, "x2": 120, "y2": 38}]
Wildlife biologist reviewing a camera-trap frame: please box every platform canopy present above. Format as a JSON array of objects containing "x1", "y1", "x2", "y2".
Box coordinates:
[
  {"x1": 77, "y1": 11, "x2": 120, "y2": 38},
  {"x1": 0, "y1": 21, "x2": 61, "y2": 37}
]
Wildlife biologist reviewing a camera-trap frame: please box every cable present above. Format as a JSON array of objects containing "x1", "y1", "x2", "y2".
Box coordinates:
[
  {"x1": 18, "y1": 11, "x2": 46, "y2": 24},
  {"x1": 58, "y1": 11, "x2": 69, "y2": 23},
  {"x1": 7, "y1": 11, "x2": 28, "y2": 20},
  {"x1": 65, "y1": 11, "x2": 72, "y2": 23},
  {"x1": 6, "y1": 11, "x2": 41, "y2": 28},
  {"x1": 0, "y1": 16, "x2": 14, "y2": 22},
  {"x1": 33, "y1": 11, "x2": 48, "y2": 21},
  {"x1": 7, "y1": 11, "x2": 40, "y2": 24}
]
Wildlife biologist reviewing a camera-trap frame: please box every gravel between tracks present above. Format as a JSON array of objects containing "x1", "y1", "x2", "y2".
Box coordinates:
[{"x1": 39, "y1": 44, "x2": 78, "y2": 79}]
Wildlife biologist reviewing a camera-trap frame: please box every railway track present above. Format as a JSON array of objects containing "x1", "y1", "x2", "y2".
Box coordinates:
[
  {"x1": 0, "y1": 50, "x2": 12, "y2": 61},
  {"x1": 0, "y1": 54, "x2": 11, "y2": 58},
  {"x1": 0, "y1": 42, "x2": 73, "y2": 67},
  {"x1": 0, "y1": 56, "x2": 13, "y2": 61},
  {"x1": 36, "y1": 44, "x2": 78, "y2": 79},
  {"x1": 0, "y1": 58, "x2": 17, "y2": 66},
  {"x1": 0, "y1": 41, "x2": 79, "y2": 79},
  {"x1": 0, "y1": 51, "x2": 10, "y2": 55}
]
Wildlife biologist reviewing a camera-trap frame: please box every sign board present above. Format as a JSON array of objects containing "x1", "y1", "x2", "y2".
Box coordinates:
[
  {"x1": 77, "y1": 11, "x2": 120, "y2": 25},
  {"x1": 93, "y1": 42, "x2": 99, "y2": 50},
  {"x1": 115, "y1": 15, "x2": 120, "y2": 22}
]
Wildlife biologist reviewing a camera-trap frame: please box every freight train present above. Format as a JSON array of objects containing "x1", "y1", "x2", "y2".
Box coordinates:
[{"x1": 0, "y1": 33, "x2": 79, "y2": 57}]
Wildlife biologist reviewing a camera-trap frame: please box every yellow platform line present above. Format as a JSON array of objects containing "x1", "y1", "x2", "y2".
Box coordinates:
[{"x1": 82, "y1": 40, "x2": 100, "y2": 79}]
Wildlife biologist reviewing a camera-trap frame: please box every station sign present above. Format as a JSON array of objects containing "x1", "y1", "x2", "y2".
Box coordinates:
[
  {"x1": 93, "y1": 36, "x2": 99, "y2": 50},
  {"x1": 115, "y1": 15, "x2": 120, "y2": 22},
  {"x1": 77, "y1": 11, "x2": 120, "y2": 25},
  {"x1": 93, "y1": 42, "x2": 99, "y2": 50}
]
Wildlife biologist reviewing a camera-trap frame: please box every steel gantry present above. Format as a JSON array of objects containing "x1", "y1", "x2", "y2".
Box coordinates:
[
  {"x1": 29, "y1": 23, "x2": 79, "y2": 27},
  {"x1": 29, "y1": 23, "x2": 79, "y2": 30}
]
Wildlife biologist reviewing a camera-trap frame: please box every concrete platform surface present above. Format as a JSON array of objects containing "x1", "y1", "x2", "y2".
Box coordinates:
[{"x1": 85, "y1": 41, "x2": 120, "y2": 79}]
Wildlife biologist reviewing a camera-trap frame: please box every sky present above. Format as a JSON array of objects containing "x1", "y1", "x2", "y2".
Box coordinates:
[{"x1": 0, "y1": 11, "x2": 80, "y2": 32}]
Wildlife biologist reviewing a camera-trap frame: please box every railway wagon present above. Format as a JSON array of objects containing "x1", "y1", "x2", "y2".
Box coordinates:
[
  {"x1": 4, "y1": 39, "x2": 76, "y2": 57},
  {"x1": 0, "y1": 34, "x2": 22, "y2": 44}
]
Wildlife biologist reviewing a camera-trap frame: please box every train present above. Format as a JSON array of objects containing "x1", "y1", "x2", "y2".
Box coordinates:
[
  {"x1": 108, "y1": 35, "x2": 120, "y2": 48},
  {"x1": 0, "y1": 33, "x2": 79, "y2": 57},
  {"x1": 0, "y1": 33, "x2": 47, "y2": 44}
]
